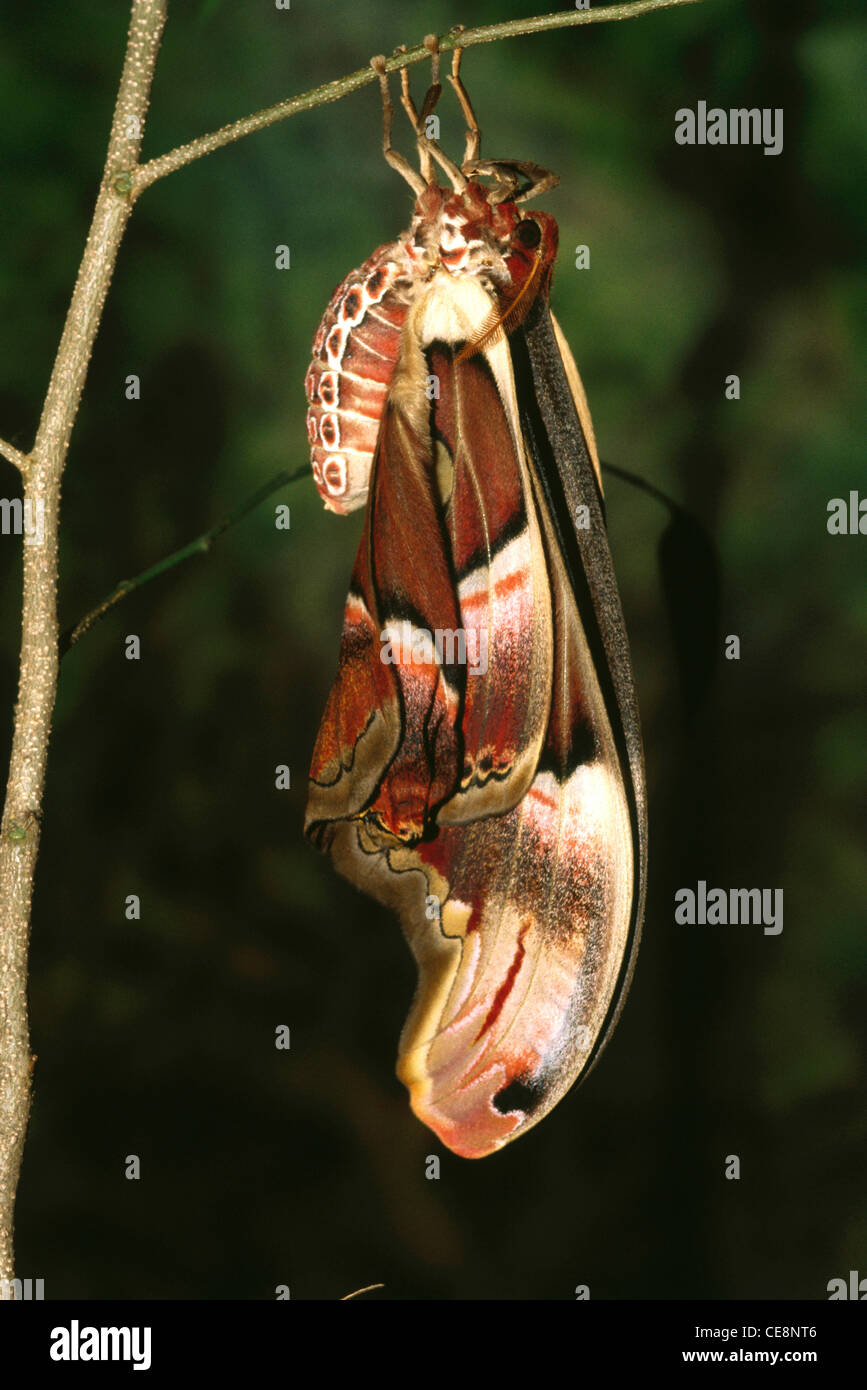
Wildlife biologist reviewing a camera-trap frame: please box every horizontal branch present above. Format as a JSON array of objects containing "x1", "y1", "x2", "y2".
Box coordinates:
[
  {"x1": 60, "y1": 464, "x2": 307, "y2": 655},
  {"x1": 135, "y1": 0, "x2": 700, "y2": 193}
]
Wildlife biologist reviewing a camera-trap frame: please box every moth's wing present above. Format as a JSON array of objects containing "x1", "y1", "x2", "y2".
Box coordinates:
[
  {"x1": 315, "y1": 497, "x2": 635, "y2": 1157},
  {"x1": 308, "y1": 312, "x2": 556, "y2": 842},
  {"x1": 517, "y1": 295, "x2": 648, "y2": 1076},
  {"x1": 549, "y1": 311, "x2": 602, "y2": 493},
  {"x1": 310, "y1": 318, "x2": 643, "y2": 1158},
  {"x1": 304, "y1": 527, "x2": 401, "y2": 828},
  {"x1": 391, "y1": 439, "x2": 637, "y2": 1157},
  {"x1": 406, "y1": 309, "x2": 645, "y2": 1153},
  {"x1": 428, "y1": 336, "x2": 554, "y2": 825},
  {"x1": 305, "y1": 387, "x2": 463, "y2": 838}
]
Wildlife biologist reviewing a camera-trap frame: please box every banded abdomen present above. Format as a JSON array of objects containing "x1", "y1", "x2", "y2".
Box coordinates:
[{"x1": 305, "y1": 241, "x2": 419, "y2": 514}]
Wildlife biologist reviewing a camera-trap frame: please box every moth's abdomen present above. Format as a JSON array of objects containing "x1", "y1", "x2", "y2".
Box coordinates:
[{"x1": 305, "y1": 243, "x2": 418, "y2": 515}]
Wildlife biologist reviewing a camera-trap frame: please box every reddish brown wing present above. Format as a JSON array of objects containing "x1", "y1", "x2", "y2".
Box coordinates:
[
  {"x1": 390, "y1": 465, "x2": 633, "y2": 1158},
  {"x1": 305, "y1": 386, "x2": 460, "y2": 836},
  {"x1": 426, "y1": 339, "x2": 554, "y2": 824},
  {"x1": 307, "y1": 315, "x2": 635, "y2": 1158},
  {"x1": 307, "y1": 320, "x2": 555, "y2": 845}
]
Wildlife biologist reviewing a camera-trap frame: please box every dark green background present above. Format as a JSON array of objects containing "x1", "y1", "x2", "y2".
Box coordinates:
[{"x1": 0, "y1": 0, "x2": 864, "y2": 1299}]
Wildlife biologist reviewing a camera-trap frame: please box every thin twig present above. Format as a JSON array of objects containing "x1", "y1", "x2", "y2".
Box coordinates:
[
  {"x1": 134, "y1": 0, "x2": 699, "y2": 195},
  {"x1": 61, "y1": 466, "x2": 307, "y2": 655},
  {"x1": 341, "y1": 1283, "x2": 385, "y2": 1300}
]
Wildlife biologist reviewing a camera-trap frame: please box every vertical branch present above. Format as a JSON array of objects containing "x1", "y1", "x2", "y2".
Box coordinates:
[{"x1": 0, "y1": 0, "x2": 167, "y2": 1292}]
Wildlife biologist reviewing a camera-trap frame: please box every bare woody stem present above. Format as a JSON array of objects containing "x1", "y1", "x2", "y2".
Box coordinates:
[
  {"x1": 134, "y1": 0, "x2": 699, "y2": 194},
  {"x1": 0, "y1": 0, "x2": 167, "y2": 1292}
]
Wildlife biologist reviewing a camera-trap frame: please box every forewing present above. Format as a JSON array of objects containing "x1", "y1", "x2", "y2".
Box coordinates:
[
  {"x1": 306, "y1": 384, "x2": 462, "y2": 839},
  {"x1": 429, "y1": 336, "x2": 554, "y2": 825}
]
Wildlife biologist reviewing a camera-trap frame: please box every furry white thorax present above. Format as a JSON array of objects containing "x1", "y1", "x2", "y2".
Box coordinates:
[{"x1": 413, "y1": 270, "x2": 496, "y2": 349}]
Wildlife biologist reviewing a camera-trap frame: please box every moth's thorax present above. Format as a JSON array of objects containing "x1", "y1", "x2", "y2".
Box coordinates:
[
  {"x1": 413, "y1": 270, "x2": 496, "y2": 349},
  {"x1": 410, "y1": 182, "x2": 558, "y2": 295},
  {"x1": 305, "y1": 180, "x2": 558, "y2": 514}
]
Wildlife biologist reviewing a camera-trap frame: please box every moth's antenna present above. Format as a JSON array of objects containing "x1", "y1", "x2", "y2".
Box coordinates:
[
  {"x1": 449, "y1": 41, "x2": 482, "y2": 168},
  {"x1": 370, "y1": 55, "x2": 425, "y2": 197},
  {"x1": 511, "y1": 162, "x2": 560, "y2": 204},
  {"x1": 463, "y1": 158, "x2": 560, "y2": 205}
]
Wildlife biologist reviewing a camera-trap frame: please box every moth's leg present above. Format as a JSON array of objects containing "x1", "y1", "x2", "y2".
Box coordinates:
[
  {"x1": 370, "y1": 55, "x2": 425, "y2": 196},
  {"x1": 393, "y1": 43, "x2": 435, "y2": 186},
  {"x1": 448, "y1": 43, "x2": 482, "y2": 168},
  {"x1": 397, "y1": 35, "x2": 466, "y2": 193},
  {"x1": 416, "y1": 33, "x2": 443, "y2": 133},
  {"x1": 411, "y1": 34, "x2": 467, "y2": 192}
]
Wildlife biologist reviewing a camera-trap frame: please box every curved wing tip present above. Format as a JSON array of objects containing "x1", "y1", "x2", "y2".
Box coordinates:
[{"x1": 406, "y1": 1081, "x2": 527, "y2": 1160}]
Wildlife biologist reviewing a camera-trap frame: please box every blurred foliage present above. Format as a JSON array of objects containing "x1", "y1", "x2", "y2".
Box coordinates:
[{"x1": 0, "y1": 0, "x2": 864, "y2": 1299}]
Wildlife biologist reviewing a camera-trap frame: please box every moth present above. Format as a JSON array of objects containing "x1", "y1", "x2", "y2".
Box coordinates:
[{"x1": 304, "y1": 45, "x2": 647, "y2": 1158}]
